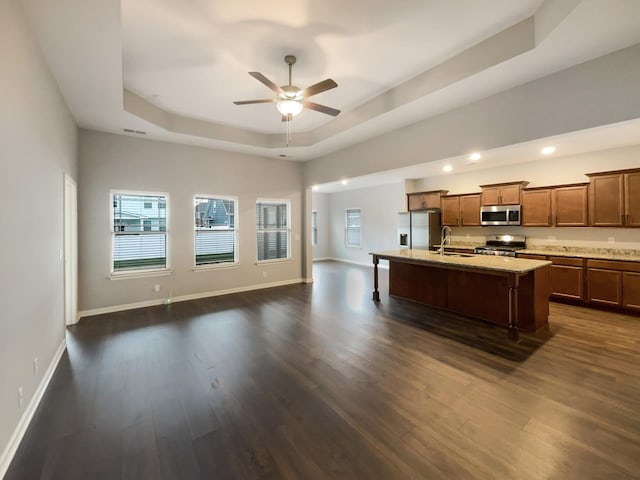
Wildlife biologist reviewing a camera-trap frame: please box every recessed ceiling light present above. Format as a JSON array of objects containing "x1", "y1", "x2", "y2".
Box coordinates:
[
  {"x1": 541, "y1": 146, "x2": 556, "y2": 155},
  {"x1": 469, "y1": 152, "x2": 481, "y2": 162},
  {"x1": 443, "y1": 165, "x2": 453, "y2": 172},
  {"x1": 312, "y1": 185, "x2": 319, "y2": 191},
  {"x1": 341, "y1": 179, "x2": 348, "y2": 185}
]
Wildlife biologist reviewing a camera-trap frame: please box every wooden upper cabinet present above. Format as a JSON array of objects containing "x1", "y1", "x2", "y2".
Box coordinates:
[
  {"x1": 553, "y1": 184, "x2": 588, "y2": 227},
  {"x1": 441, "y1": 195, "x2": 460, "y2": 226},
  {"x1": 407, "y1": 190, "x2": 448, "y2": 211},
  {"x1": 587, "y1": 168, "x2": 640, "y2": 227},
  {"x1": 522, "y1": 188, "x2": 552, "y2": 227},
  {"x1": 459, "y1": 194, "x2": 481, "y2": 226},
  {"x1": 625, "y1": 170, "x2": 640, "y2": 227},
  {"x1": 480, "y1": 182, "x2": 528, "y2": 205},
  {"x1": 588, "y1": 173, "x2": 625, "y2": 226}
]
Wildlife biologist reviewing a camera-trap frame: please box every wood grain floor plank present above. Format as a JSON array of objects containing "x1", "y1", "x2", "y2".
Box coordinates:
[{"x1": 6, "y1": 260, "x2": 640, "y2": 479}]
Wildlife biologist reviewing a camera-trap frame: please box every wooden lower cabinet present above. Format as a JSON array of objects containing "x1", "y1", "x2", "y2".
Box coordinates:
[
  {"x1": 549, "y1": 257, "x2": 584, "y2": 300},
  {"x1": 588, "y1": 269, "x2": 622, "y2": 306},
  {"x1": 551, "y1": 265, "x2": 583, "y2": 300},
  {"x1": 623, "y1": 272, "x2": 640, "y2": 310}
]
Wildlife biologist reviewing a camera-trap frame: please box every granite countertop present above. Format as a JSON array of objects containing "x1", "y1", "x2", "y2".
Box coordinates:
[
  {"x1": 518, "y1": 247, "x2": 640, "y2": 263},
  {"x1": 371, "y1": 249, "x2": 551, "y2": 274},
  {"x1": 435, "y1": 243, "x2": 640, "y2": 263}
]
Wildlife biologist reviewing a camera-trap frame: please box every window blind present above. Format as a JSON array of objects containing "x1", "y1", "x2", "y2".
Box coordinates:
[
  {"x1": 195, "y1": 197, "x2": 237, "y2": 265},
  {"x1": 256, "y1": 201, "x2": 290, "y2": 261},
  {"x1": 112, "y1": 193, "x2": 167, "y2": 272},
  {"x1": 345, "y1": 208, "x2": 361, "y2": 246}
]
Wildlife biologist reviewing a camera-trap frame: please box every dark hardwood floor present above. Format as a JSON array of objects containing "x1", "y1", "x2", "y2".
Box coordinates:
[{"x1": 6, "y1": 260, "x2": 640, "y2": 479}]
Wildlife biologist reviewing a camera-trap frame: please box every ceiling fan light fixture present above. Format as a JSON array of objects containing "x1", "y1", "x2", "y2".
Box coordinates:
[{"x1": 276, "y1": 98, "x2": 303, "y2": 116}]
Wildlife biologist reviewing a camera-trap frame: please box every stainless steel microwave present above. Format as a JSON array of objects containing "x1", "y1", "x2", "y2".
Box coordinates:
[{"x1": 480, "y1": 205, "x2": 521, "y2": 226}]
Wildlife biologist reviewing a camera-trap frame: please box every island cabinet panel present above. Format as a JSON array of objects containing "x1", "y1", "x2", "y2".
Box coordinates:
[
  {"x1": 549, "y1": 256, "x2": 584, "y2": 300},
  {"x1": 389, "y1": 262, "x2": 447, "y2": 307},
  {"x1": 447, "y1": 270, "x2": 509, "y2": 325},
  {"x1": 553, "y1": 184, "x2": 589, "y2": 226},
  {"x1": 623, "y1": 272, "x2": 640, "y2": 310},
  {"x1": 441, "y1": 196, "x2": 460, "y2": 226},
  {"x1": 459, "y1": 194, "x2": 481, "y2": 226},
  {"x1": 522, "y1": 189, "x2": 552, "y2": 226},
  {"x1": 385, "y1": 258, "x2": 549, "y2": 333}
]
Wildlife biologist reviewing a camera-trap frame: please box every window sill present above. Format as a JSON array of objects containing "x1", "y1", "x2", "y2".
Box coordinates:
[
  {"x1": 109, "y1": 268, "x2": 172, "y2": 280},
  {"x1": 193, "y1": 262, "x2": 239, "y2": 272},
  {"x1": 345, "y1": 245, "x2": 362, "y2": 249},
  {"x1": 256, "y1": 258, "x2": 292, "y2": 265}
]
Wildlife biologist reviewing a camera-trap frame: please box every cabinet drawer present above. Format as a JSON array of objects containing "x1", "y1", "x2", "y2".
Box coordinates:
[
  {"x1": 518, "y1": 254, "x2": 547, "y2": 260},
  {"x1": 549, "y1": 256, "x2": 584, "y2": 267},
  {"x1": 587, "y1": 259, "x2": 640, "y2": 273}
]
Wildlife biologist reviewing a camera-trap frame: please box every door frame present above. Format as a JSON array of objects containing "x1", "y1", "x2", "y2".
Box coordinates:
[{"x1": 64, "y1": 174, "x2": 78, "y2": 325}]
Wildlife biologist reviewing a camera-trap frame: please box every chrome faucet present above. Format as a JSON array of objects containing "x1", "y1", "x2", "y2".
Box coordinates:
[{"x1": 440, "y1": 225, "x2": 452, "y2": 256}]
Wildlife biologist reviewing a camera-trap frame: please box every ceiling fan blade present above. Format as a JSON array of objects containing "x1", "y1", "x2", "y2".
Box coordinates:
[
  {"x1": 249, "y1": 72, "x2": 282, "y2": 94},
  {"x1": 302, "y1": 79, "x2": 337, "y2": 98},
  {"x1": 233, "y1": 99, "x2": 276, "y2": 105},
  {"x1": 304, "y1": 101, "x2": 340, "y2": 117}
]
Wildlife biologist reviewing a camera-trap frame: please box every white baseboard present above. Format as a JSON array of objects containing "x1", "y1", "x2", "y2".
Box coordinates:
[
  {"x1": 312, "y1": 257, "x2": 332, "y2": 262},
  {"x1": 0, "y1": 339, "x2": 66, "y2": 478},
  {"x1": 78, "y1": 278, "x2": 304, "y2": 320}
]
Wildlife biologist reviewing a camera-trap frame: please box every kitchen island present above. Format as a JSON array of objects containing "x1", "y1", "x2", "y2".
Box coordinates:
[{"x1": 370, "y1": 250, "x2": 551, "y2": 340}]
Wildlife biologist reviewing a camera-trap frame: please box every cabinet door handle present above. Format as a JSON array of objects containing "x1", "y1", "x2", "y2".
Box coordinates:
[
  {"x1": 548, "y1": 215, "x2": 552, "y2": 225},
  {"x1": 628, "y1": 214, "x2": 632, "y2": 224},
  {"x1": 622, "y1": 214, "x2": 625, "y2": 224},
  {"x1": 555, "y1": 215, "x2": 558, "y2": 225}
]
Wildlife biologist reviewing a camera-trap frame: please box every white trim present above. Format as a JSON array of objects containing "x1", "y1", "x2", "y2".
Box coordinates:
[
  {"x1": 304, "y1": 277, "x2": 314, "y2": 283},
  {"x1": 0, "y1": 339, "x2": 66, "y2": 478},
  {"x1": 78, "y1": 278, "x2": 304, "y2": 320},
  {"x1": 256, "y1": 198, "x2": 292, "y2": 262},
  {"x1": 193, "y1": 194, "x2": 239, "y2": 268},
  {"x1": 193, "y1": 262, "x2": 240, "y2": 272},
  {"x1": 109, "y1": 268, "x2": 172, "y2": 280},
  {"x1": 110, "y1": 189, "x2": 170, "y2": 275},
  {"x1": 312, "y1": 257, "x2": 332, "y2": 262}
]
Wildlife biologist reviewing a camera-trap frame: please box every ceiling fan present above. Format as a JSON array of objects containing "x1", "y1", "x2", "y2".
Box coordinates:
[{"x1": 233, "y1": 55, "x2": 340, "y2": 121}]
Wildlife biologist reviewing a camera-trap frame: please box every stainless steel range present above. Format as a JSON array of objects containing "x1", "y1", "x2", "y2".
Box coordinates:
[{"x1": 474, "y1": 234, "x2": 526, "y2": 257}]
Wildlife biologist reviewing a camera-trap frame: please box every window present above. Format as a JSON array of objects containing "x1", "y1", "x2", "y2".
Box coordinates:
[
  {"x1": 111, "y1": 191, "x2": 168, "y2": 273},
  {"x1": 194, "y1": 196, "x2": 238, "y2": 266},
  {"x1": 256, "y1": 199, "x2": 291, "y2": 261},
  {"x1": 345, "y1": 208, "x2": 361, "y2": 247},
  {"x1": 311, "y1": 211, "x2": 318, "y2": 246}
]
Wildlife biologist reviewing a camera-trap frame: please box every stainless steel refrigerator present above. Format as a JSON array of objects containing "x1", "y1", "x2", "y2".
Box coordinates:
[{"x1": 397, "y1": 211, "x2": 441, "y2": 250}]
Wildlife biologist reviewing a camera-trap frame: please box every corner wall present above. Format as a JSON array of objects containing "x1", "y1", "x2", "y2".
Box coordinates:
[
  {"x1": 77, "y1": 130, "x2": 304, "y2": 313},
  {"x1": 0, "y1": 1, "x2": 77, "y2": 472}
]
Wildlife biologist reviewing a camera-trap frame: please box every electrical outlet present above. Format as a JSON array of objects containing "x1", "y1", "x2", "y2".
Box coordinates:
[
  {"x1": 608, "y1": 237, "x2": 615, "y2": 244},
  {"x1": 547, "y1": 235, "x2": 556, "y2": 242},
  {"x1": 153, "y1": 284, "x2": 160, "y2": 292},
  {"x1": 263, "y1": 271, "x2": 267, "y2": 278},
  {"x1": 33, "y1": 357, "x2": 38, "y2": 376},
  {"x1": 18, "y1": 387, "x2": 23, "y2": 408}
]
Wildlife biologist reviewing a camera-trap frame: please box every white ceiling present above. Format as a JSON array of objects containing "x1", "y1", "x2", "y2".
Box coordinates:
[{"x1": 20, "y1": 0, "x2": 640, "y2": 163}]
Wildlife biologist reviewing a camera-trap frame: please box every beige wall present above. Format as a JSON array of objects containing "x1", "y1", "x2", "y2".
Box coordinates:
[
  {"x1": 78, "y1": 130, "x2": 304, "y2": 313},
  {"x1": 0, "y1": 1, "x2": 78, "y2": 468}
]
